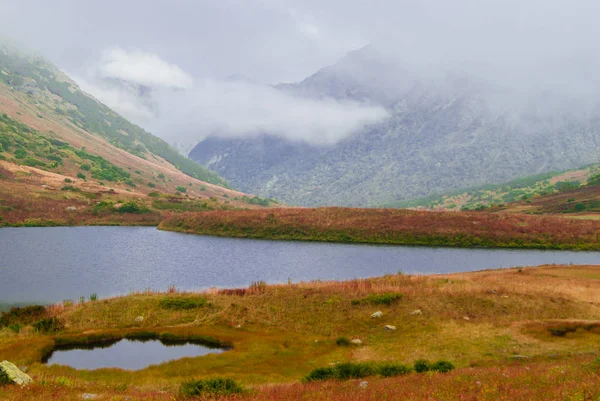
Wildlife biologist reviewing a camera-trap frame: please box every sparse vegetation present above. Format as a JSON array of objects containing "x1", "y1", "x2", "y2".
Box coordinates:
[{"x1": 180, "y1": 378, "x2": 245, "y2": 398}]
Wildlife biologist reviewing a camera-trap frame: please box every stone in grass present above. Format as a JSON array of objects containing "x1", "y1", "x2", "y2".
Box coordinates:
[
  {"x1": 350, "y1": 339, "x2": 363, "y2": 345},
  {"x1": 410, "y1": 309, "x2": 422, "y2": 316},
  {"x1": 82, "y1": 394, "x2": 98, "y2": 400},
  {"x1": 384, "y1": 325, "x2": 397, "y2": 331},
  {"x1": 371, "y1": 311, "x2": 383, "y2": 318},
  {"x1": 135, "y1": 316, "x2": 144, "y2": 322},
  {"x1": 359, "y1": 381, "x2": 368, "y2": 388},
  {"x1": 0, "y1": 361, "x2": 33, "y2": 386}
]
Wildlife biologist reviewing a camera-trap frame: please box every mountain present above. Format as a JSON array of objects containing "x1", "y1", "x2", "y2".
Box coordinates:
[
  {"x1": 0, "y1": 43, "x2": 269, "y2": 226},
  {"x1": 387, "y1": 163, "x2": 600, "y2": 214},
  {"x1": 190, "y1": 46, "x2": 600, "y2": 207}
]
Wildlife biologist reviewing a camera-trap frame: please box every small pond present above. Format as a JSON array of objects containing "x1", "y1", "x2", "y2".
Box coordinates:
[{"x1": 43, "y1": 339, "x2": 226, "y2": 370}]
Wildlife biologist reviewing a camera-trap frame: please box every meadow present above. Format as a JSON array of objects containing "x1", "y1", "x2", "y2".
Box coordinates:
[
  {"x1": 159, "y1": 207, "x2": 600, "y2": 250},
  {"x1": 0, "y1": 264, "x2": 599, "y2": 400}
]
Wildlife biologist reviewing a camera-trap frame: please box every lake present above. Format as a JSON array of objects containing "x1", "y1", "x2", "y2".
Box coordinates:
[{"x1": 1, "y1": 226, "x2": 598, "y2": 303}]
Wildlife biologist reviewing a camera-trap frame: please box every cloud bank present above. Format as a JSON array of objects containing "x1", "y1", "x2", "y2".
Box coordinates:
[{"x1": 75, "y1": 47, "x2": 388, "y2": 150}]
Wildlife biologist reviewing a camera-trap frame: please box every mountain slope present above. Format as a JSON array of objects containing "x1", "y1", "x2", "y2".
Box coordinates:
[
  {"x1": 190, "y1": 46, "x2": 600, "y2": 207},
  {"x1": 0, "y1": 43, "x2": 228, "y2": 187},
  {"x1": 0, "y1": 44, "x2": 274, "y2": 226}
]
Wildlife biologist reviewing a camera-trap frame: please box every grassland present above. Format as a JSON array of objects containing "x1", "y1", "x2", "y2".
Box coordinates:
[
  {"x1": 0, "y1": 264, "x2": 599, "y2": 400},
  {"x1": 159, "y1": 207, "x2": 600, "y2": 250}
]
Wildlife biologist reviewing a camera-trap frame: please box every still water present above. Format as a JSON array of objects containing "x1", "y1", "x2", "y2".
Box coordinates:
[
  {"x1": 44, "y1": 339, "x2": 225, "y2": 370},
  {"x1": 1, "y1": 227, "x2": 598, "y2": 303}
]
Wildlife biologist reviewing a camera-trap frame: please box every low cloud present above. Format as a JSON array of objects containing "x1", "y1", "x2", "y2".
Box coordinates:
[{"x1": 74, "y1": 48, "x2": 388, "y2": 150}]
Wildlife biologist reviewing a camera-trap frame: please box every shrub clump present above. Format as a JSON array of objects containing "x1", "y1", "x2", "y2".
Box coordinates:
[
  {"x1": 180, "y1": 378, "x2": 244, "y2": 398},
  {"x1": 0, "y1": 305, "x2": 47, "y2": 327},
  {"x1": 414, "y1": 359, "x2": 455, "y2": 373},
  {"x1": 336, "y1": 337, "x2": 351, "y2": 347},
  {"x1": 352, "y1": 292, "x2": 403, "y2": 306},
  {"x1": 414, "y1": 359, "x2": 431, "y2": 373},
  {"x1": 33, "y1": 317, "x2": 64, "y2": 334},
  {"x1": 117, "y1": 202, "x2": 149, "y2": 214},
  {"x1": 158, "y1": 297, "x2": 207, "y2": 310},
  {"x1": 377, "y1": 363, "x2": 413, "y2": 377}
]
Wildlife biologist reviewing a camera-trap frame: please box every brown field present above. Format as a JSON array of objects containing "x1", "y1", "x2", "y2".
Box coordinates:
[{"x1": 159, "y1": 207, "x2": 600, "y2": 250}]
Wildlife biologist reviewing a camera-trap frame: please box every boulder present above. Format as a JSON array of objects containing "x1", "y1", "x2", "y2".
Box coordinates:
[
  {"x1": 410, "y1": 309, "x2": 422, "y2": 316},
  {"x1": 350, "y1": 339, "x2": 363, "y2": 345},
  {"x1": 65, "y1": 206, "x2": 77, "y2": 211},
  {"x1": 371, "y1": 311, "x2": 383, "y2": 318},
  {"x1": 463, "y1": 316, "x2": 470, "y2": 321},
  {"x1": 0, "y1": 361, "x2": 33, "y2": 386},
  {"x1": 134, "y1": 316, "x2": 144, "y2": 323},
  {"x1": 383, "y1": 325, "x2": 396, "y2": 331},
  {"x1": 359, "y1": 381, "x2": 368, "y2": 388}
]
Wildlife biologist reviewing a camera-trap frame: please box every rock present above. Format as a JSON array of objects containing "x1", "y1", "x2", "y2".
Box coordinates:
[
  {"x1": 82, "y1": 394, "x2": 98, "y2": 400},
  {"x1": 487, "y1": 290, "x2": 497, "y2": 294},
  {"x1": 501, "y1": 295, "x2": 509, "y2": 298},
  {"x1": 350, "y1": 339, "x2": 363, "y2": 345},
  {"x1": 235, "y1": 324, "x2": 242, "y2": 329},
  {"x1": 463, "y1": 316, "x2": 470, "y2": 321},
  {"x1": 113, "y1": 203, "x2": 123, "y2": 209},
  {"x1": 359, "y1": 381, "x2": 368, "y2": 388},
  {"x1": 384, "y1": 325, "x2": 397, "y2": 331},
  {"x1": 134, "y1": 316, "x2": 144, "y2": 323},
  {"x1": 0, "y1": 361, "x2": 33, "y2": 386},
  {"x1": 511, "y1": 355, "x2": 531, "y2": 360},
  {"x1": 410, "y1": 309, "x2": 422, "y2": 315},
  {"x1": 65, "y1": 206, "x2": 77, "y2": 211},
  {"x1": 371, "y1": 311, "x2": 383, "y2": 318}
]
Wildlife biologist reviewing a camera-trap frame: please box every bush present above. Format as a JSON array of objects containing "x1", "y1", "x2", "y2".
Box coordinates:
[
  {"x1": 61, "y1": 185, "x2": 80, "y2": 192},
  {"x1": 33, "y1": 317, "x2": 64, "y2": 333},
  {"x1": 148, "y1": 191, "x2": 160, "y2": 197},
  {"x1": 117, "y1": 202, "x2": 149, "y2": 214},
  {"x1": 77, "y1": 172, "x2": 86, "y2": 180},
  {"x1": 336, "y1": 337, "x2": 351, "y2": 347},
  {"x1": 158, "y1": 297, "x2": 207, "y2": 310},
  {"x1": 414, "y1": 359, "x2": 431, "y2": 373},
  {"x1": 353, "y1": 293, "x2": 403, "y2": 306},
  {"x1": 431, "y1": 360, "x2": 455, "y2": 373},
  {"x1": 64, "y1": 178, "x2": 72, "y2": 183},
  {"x1": 176, "y1": 186, "x2": 187, "y2": 193},
  {"x1": 377, "y1": 363, "x2": 413, "y2": 377},
  {"x1": 80, "y1": 164, "x2": 91, "y2": 171},
  {"x1": 303, "y1": 367, "x2": 336, "y2": 382},
  {"x1": 147, "y1": 182, "x2": 156, "y2": 188},
  {"x1": 0, "y1": 305, "x2": 47, "y2": 327},
  {"x1": 180, "y1": 378, "x2": 244, "y2": 398}
]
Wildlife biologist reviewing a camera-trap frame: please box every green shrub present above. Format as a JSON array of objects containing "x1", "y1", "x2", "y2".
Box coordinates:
[
  {"x1": 303, "y1": 367, "x2": 336, "y2": 382},
  {"x1": 33, "y1": 317, "x2": 64, "y2": 334},
  {"x1": 148, "y1": 191, "x2": 160, "y2": 197},
  {"x1": 336, "y1": 337, "x2": 351, "y2": 347},
  {"x1": 180, "y1": 378, "x2": 244, "y2": 398},
  {"x1": 77, "y1": 172, "x2": 86, "y2": 180},
  {"x1": 377, "y1": 363, "x2": 413, "y2": 377},
  {"x1": 124, "y1": 180, "x2": 136, "y2": 187},
  {"x1": 0, "y1": 305, "x2": 47, "y2": 327},
  {"x1": 414, "y1": 359, "x2": 431, "y2": 373},
  {"x1": 117, "y1": 202, "x2": 149, "y2": 214},
  {"x1": 158, "y1": 297, "x2": 207, "y2": 310},
  {"x1": 353, "y1": 293, "x2": 403, "y2": 306},
  {"x1": 335, "y1": 362, "x2": 375, "y2": 379},
  {"x1": 64, "y1": 178, "x2": 72, "y2": 183},
  {"x1": 80, "y1": 164, "x2": 91, "y2": 171},
  {"x1": 147, "y1": 182, "x2": 156, "y2": 188},
  {"x1": 431, "y1": 360, "x2": 455, "y2": 373},
  {"x1": 176, "y1": 186, "x2": 187, "y2": 193}
]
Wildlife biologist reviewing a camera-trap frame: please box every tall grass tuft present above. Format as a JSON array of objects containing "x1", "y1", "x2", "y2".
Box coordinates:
[{"x1": 180, "y1": 378, "x2": 244, "y2": 398}]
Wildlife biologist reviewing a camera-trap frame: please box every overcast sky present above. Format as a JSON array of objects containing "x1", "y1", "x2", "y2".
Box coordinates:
[{"x1": 2, "y1": 0, "x2": 600, "y2": 150}]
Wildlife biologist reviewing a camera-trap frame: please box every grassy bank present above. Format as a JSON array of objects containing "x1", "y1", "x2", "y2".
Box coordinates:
[
  {"x1": 159, "y1": 207, "x2": 600, "y2": 250},
  {"x1": 1, "y1": 264, "x2": 600, "y2": 400}
]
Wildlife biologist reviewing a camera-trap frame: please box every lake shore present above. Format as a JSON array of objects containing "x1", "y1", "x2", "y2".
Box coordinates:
[{"x1": 1, "y1": 264, "x2": 599, "y2": 400}]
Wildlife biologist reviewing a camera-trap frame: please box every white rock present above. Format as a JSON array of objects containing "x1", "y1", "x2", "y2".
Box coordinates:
[
  {"x1": 463, "y1": 316, "x2": 470, "y2": 321},
  {"x1": 350, "y1": 339, "x2": 363, "y2": 345},
  {"x1": 134, "y1": 316, "x2": 144, "y2": 322},
  {"x1": 371, "y1": 311, "x2": 383, "y2": 318},
  {"x1": 383, "y1": 325, "x2": 397, "y2": 331},
  {"x1": 359, "y1": 381, "x2": 368, "y2": 388},
  {"x1": 410, "y1": 309, "x2": 422, "y2": 315}
]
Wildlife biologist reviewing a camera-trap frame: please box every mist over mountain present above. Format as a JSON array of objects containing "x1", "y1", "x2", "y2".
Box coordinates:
[{"x1": 190, "y1": 45, "x2": 600, "y2": 206}]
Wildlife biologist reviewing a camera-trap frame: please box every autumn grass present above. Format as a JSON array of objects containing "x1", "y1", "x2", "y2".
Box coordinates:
[
  {"x1": 1, "y1": 265, "x2": 600, "y2": 400},
  {"x1": 159, "y1": 207, "x2": 600, "y2": 250}
]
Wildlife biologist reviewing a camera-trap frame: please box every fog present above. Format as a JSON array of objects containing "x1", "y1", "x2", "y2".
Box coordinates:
[{"x1": 2, "y1": 0, "x2": 600, "y2": 150}]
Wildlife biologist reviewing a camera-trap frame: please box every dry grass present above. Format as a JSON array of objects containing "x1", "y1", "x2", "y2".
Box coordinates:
[{"x1": 1, "y1": 265, "x2": 600, "y2": 399}]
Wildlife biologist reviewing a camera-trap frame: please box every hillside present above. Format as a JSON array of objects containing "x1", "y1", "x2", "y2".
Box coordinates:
[
  {"x1": 190, "y1": 45, "x2": 600, "y2": 207},
  {"x1": 387, "y1": 163, "x2": 600, "y2": 213},
  {"x1": 0, "y1": 44, "x2": 275, "y2": 225}
]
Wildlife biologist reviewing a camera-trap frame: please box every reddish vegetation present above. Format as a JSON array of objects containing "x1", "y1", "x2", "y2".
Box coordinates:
[{"x1": 160, "y1": 207, "x2": 600, "y2": 250}]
